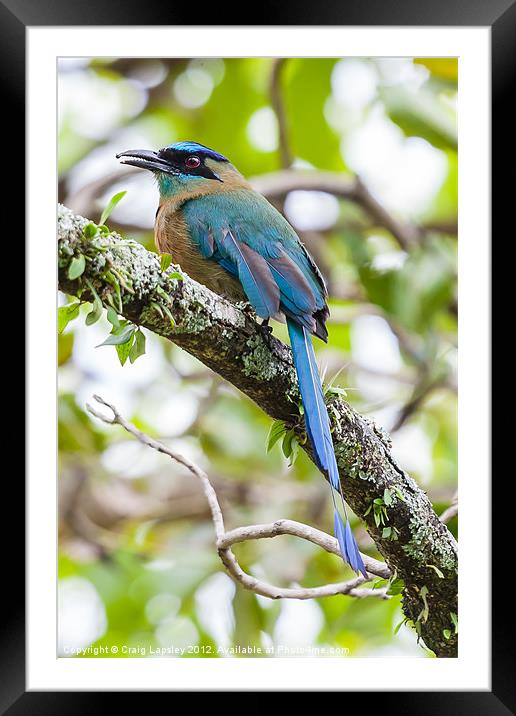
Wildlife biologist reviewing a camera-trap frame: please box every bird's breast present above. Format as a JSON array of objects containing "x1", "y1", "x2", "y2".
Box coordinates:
[{"x1": 155, "y1": 204, "x2": 245, "y2": 302}]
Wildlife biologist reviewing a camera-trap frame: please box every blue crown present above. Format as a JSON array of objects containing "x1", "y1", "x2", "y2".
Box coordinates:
[{"x1": 166, "y1": 141, "x2": 229, "y2": 162}]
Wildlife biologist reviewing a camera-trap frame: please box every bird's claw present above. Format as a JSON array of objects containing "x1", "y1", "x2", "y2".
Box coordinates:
[{"x1": 258, "y1": 318, "x2": 274, "y2": 346}]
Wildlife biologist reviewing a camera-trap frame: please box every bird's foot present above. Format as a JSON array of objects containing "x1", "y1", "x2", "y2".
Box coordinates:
[{"x1": 258, "y1": 318, "x2": 274, "y2": 347}]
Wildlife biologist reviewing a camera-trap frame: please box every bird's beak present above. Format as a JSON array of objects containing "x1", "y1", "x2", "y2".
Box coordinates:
[{"x1": 116, "y1": 149, "x2": 178, "y2": 174}]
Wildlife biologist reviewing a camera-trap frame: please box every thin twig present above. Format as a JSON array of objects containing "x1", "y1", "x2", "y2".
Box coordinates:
[
  {"x1": 219, "y1": 520, "x2": 390, "y2": 579},
  {"x1": 218, "y1": 548, "x2": 386, "y2": 600},
  {"x1": 87, "y1": 395, "x2": 225, "y2": 536},
  {"x1": 439, "y1": 493, "x2": 458, "y2": 524},
  {"x1": 86, "y1": 395, "x2": 390, "y2": 601}
]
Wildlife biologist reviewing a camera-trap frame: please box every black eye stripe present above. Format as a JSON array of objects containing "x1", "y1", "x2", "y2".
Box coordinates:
[
  {"x1": 156, "y1": 147, "x2": 223, "y2": 182},
  {"x1": 159, "y1": 148, "x2": 203, "y2": 164}
]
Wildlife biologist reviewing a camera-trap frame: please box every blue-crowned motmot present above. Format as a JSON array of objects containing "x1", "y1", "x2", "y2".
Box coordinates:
[{"x1": 117, "y1": 141, "x2": 366, "y2": 576}]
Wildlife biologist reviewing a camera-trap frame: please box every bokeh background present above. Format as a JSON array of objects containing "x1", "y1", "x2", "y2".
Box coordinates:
[{"x1": 58, "y1": 57, "x2": 458, "y2": 658}]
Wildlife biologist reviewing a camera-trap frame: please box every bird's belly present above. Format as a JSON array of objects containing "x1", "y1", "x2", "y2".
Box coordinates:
[
  {"x1": 181, "y1": 250, "x2": 245, "y2": 301},
  {"x1": 155, "y1": 206, "x2": 245, "y2": 302}
]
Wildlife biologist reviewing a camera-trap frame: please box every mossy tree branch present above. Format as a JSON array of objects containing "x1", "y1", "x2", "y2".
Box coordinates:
[{"x1": 57, "y1": 204, "x2": 458, "y2": 657}]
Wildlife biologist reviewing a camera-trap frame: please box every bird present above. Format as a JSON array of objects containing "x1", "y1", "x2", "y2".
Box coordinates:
[{"x1": 116, "y1": 141, "x2": 366, "y2": 576}]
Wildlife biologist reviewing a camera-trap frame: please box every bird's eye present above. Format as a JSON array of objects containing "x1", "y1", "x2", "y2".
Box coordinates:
[{"x1": 185, "y1": 156, "x2": 201, "y2": 169}]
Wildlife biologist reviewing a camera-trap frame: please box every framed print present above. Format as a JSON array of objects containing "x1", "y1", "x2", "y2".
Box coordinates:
[{"x1": 6, "y1": 0, "x2": 509, "y2": 709}]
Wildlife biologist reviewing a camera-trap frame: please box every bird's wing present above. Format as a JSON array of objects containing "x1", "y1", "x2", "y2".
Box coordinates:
[{"x1": 184, "y1": 191, "x2": 327, "y2": 332}]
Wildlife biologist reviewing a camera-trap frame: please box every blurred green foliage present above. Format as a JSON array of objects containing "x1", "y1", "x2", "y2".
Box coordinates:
[{"x1": 58, "y1": 56, "x2": 457, "y2": 659}]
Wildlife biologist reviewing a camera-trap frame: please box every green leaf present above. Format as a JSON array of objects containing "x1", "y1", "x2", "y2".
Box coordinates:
[
  {"x1": 387, "y1": 578, "x2": 405, "y2": 596},
  {"x1": 113, "y1": 280, "x2": 123, "y2": 312},
  {"x1": 168, "y1": 271, "x2": 184, "y2": 280},
  {"x1": 394, "y1": 618, "x2": 407, "y2": 635},
  {"x1": 426, "y1": 563, "x2": 444, "y2": 579},
  {"x1": 84, "y1": 279, "x2": 103, "y2": 325},
  {"x1": 383, "y1": 488, "x2": 393, "y2": 506},
  {"x1": 282, "y1": 430, "x2": 294, "y2": 459},
  {"x1": 450, "y1": 612, "x2": 458, "y2": 634},
  {"x1": 58, "y1": 302, "x2": 80, "y2": 334},
  {"x1": 443, "y1": 629, "x2": 451, "y2": 640},
  {"x1": 97, "y1": 324, "x2": 136, "y2": 347},
  {"x1": 418, "y1": 585, "x2": 429, "y2": 623},
  {"x1": 288, "y1": 436, "x2": 299, "y2": 466},
  {"x1": 160, "y1": 253, "x2": 172, "y2": 272},
  {"x1": 116, "y1": 335, "x2": 134, "y2": 366},
  {"x1": 151, "y1": 301, "x2": 164, "y2": 318},
  {"x1": 155, "y1": 285, "x2": 172, "y2": 303},
  {"x1": 371, "y1": 578, "x2": 387, "y2": 590},
  {"x1": 129, "y1": 329, "x2": 146, "y2": 364},
  {"x1": 68, "y1": 254, "x2": 86, "y2": 280},
  {"x1": 382, "y1": 526, "x2": 392, "y2": 539},
  {"x1": 83, "y1": 222, "x2": 98, "y2": 239},
  {"x1": 106, "y1": 306, "x2": 120, "y2": 330},
  {"x1": 394, "y1": 488, "x2": 406, "y2": 502},
  {"x1": 85, "y1": 295, "x2": 103, "y2": 326},
  {"x1": 58, "y1": 332, "x2": 74, "y2": 366},
  {"x1": 281, "y1": 429, "x2": 299, "y2": 465},
  {"x1": 266, "y1": 420, "x2": 286, "y2": 452},
  {"x1": 324, "y1": 381, "x2": 347, "y2": 398},
  {"x1": 100, "y1": 190, "x2": 127, "y2": 225},
  {"x1": 160, "y1": 302, "x2": 176, "y2": 328}
]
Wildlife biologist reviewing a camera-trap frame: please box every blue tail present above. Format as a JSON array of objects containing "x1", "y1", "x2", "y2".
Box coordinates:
[{"x1": 287, "y1": 318, "x2": 367, "y2": 577}]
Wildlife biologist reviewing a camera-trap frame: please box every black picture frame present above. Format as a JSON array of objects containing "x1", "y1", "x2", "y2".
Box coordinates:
[{"x1": 8, "y1": 0, "x2": 508, "y2": 710}]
